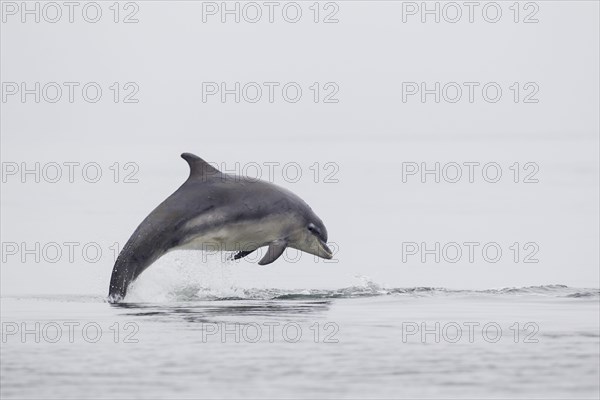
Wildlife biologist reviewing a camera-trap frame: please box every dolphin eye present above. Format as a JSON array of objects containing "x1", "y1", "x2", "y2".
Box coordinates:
[{"x1": 307, "y1": 224, "x2": 316, "y2": 233}]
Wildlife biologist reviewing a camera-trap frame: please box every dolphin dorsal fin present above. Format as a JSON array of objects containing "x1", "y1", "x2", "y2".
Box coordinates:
[{"x1": 181, "y1": 153, "x2": 221, "y2": 179}]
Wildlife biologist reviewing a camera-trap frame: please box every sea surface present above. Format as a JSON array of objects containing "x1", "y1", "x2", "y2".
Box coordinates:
[{"x1": 1, "y1": 283, "x2": 599, "y2": 399}]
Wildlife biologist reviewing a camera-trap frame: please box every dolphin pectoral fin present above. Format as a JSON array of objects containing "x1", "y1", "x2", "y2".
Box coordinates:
[
  {"x1": 233, "y1": 249, "x2": 256, "y2": 260},
  {"x1": 258, "y1": 240, "x2": 287, "y2": 266}
]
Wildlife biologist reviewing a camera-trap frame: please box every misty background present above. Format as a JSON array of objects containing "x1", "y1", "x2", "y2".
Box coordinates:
[{"x1": 1, "y1": 1, "x2": 598, "y2": 297}]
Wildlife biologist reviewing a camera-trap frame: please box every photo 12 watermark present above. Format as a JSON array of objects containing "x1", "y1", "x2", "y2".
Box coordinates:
[
  {"x1": 401, "y1": 82, "x2": 539, "y2": 104},
  {"x1": 401, "y1": 162, "x2": 539, "y2": 183},
  {"x1": 401, "y1": 321, "x2": 540, "y2": 343},
  {"x1": 200, "y1": 1, "x2": 340, "y2": 24},
  {"x1": 198, "y1": 321, "x2": 340, "y2": 343},
  {"x1": 1, "y1": 241, "x2": 123, "y2": 265},
  {"x1": 1, "y1": 321, "x2": 140, "y2": 344},
  {"x1": 401, "y1": 241, "x2": 540, "y2": 264},
  {"x1": 1, "y1": 82, "x2": 140, "y2": 104},
  {"x1": 1, "y1": 1, "x2": 140, "y2": 24},
  {"x1": 2, "y1": 161, "x2": 140, "y2": 184},
  {"x1": 400, "y1": 2, "x2": 539, "y2": 24},
  {"x1": 196, "y1": 161, "x2": 340, "y2": 184},
  {"x1": 201, "y1": 82, "x2": 340, "y2": 104}
]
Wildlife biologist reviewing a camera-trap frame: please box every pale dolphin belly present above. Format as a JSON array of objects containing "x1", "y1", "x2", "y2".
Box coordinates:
[{"x1": 175, "y1": 213, "x2": 298, "y2": 252}]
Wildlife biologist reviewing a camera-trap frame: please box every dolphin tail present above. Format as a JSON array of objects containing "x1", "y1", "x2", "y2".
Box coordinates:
[{"x1": 108, "y1": 242, "x2": 164, "y2": 302}]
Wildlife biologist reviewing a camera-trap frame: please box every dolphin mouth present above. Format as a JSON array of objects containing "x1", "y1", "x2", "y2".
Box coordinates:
[{"x1": 318, "y1": 239, "x2": 333, "y2": 259}]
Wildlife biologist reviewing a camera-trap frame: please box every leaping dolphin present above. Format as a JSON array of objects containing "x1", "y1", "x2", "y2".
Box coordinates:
[{"x1": 108, "y1": 153, "x2": 332, "y2": 302}]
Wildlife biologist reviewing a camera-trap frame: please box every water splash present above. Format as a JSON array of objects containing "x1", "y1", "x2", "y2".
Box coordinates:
[{"x1": 123, "y1": 269, "x2": 599, "y2": 303}]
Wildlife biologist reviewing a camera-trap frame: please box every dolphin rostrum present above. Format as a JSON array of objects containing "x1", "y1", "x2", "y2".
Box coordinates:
[{"x1": 108, "y1": 153, "x2": 332, "y2": 301}]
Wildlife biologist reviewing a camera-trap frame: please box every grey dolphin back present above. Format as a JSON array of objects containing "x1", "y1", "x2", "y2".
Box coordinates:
[{"x1": 108, "y1": 153, "x2": 222, "y2": 301}]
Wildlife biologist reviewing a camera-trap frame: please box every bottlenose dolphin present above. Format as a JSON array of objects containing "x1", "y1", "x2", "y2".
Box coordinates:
[{"x1": 108, "y1": 153, "x2": 332, "y2": 301}]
